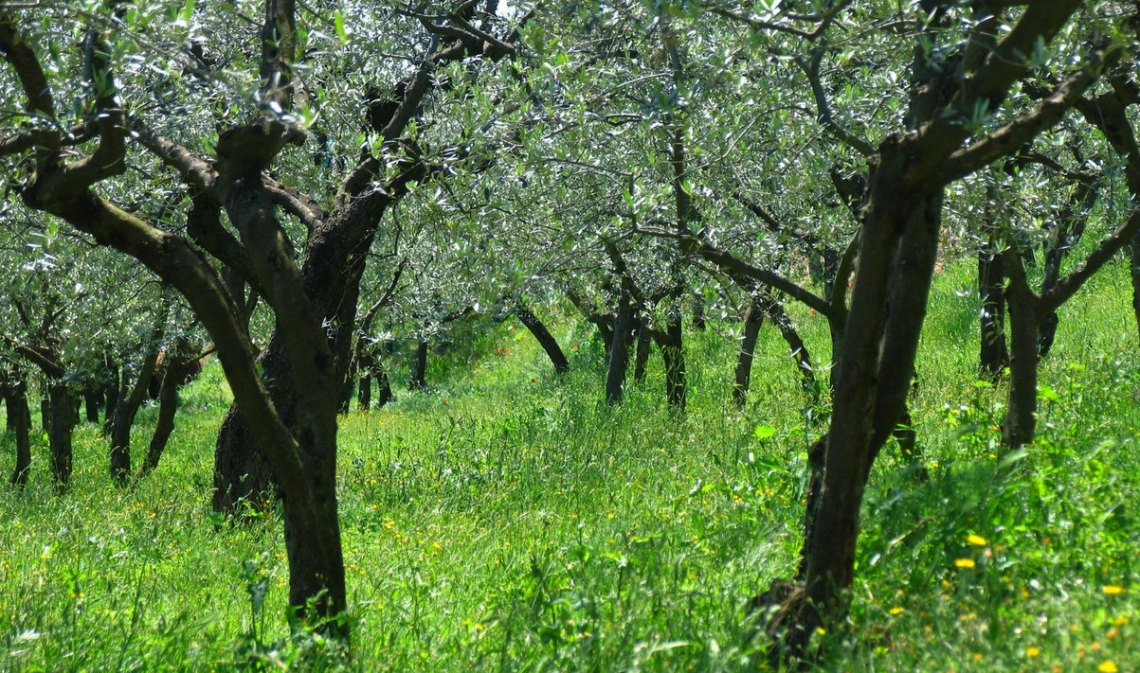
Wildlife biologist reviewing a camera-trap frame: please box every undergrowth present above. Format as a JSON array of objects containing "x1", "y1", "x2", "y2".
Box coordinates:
[{"x1": 1, "y1": 260, "x2": 1138, "y2": 671}]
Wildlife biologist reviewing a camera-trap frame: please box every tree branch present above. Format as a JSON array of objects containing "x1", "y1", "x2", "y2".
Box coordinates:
[
  {"x1": 939, "y1": 48, "x2": 1109, "y2": 183},
  {"x1": 1041, "y1": 208, "x2": 1140, "y2": 314}
]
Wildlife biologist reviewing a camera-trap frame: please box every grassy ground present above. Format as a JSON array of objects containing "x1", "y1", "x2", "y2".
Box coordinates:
[{"x1": 1, "y1": 259, "x2": 1139, "y2": 671}]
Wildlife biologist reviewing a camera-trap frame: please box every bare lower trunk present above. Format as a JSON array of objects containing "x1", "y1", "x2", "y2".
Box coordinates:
[
  {"x1": 138, "y1": 353, "x2": 194, "y2": 478},
  {"x1": 1002, "y1": 253, "x2": 1040, "y2": 449},
  {"x1": 4, "y1": 373, "x2": 31, "y2": 487},
  {"x1": 357, "y1": 372, "x2": 371, "y2": 410},
  {"x1": 799, "y1": 151, "x2": 942, "y2": 647},
  {"x1": 48, "y1": 382, "x2": 75, "y2": 491},
  {"x1": 82, "y1": 383, "x2": 102, "y2": 423},
  {"x1": 978, "y1": 236, "x2": 1009, "y2": 380},
  {"x1": 658, "y1": 311, "x2": 686, "y2": 411},
  {"x1": 102, "y1": 358, "x2": 120, "y2": 432},
  {"x1": 409, "y1": 340, "x2": 428, "y2": 391},
  {"x1": 282, "y1": 453, "x2": 347, "y2": 633},
  {"x1": 213, "y1": 402, "x2": 279, "y2": 513},
  {"x1": 605, "y1": 286, "x2": 633, "y2": 405},
  {"x1": 110, "y1": 349, "x2": 161, "y2": 487},
  {"x1": 376, "y1": 366, "x2": 394, "y2": 407},
  {"x1": 632, "y1": 317, "x2": 651, "y2": 384},
  {"x1": 338, "y1": 370, "x2": 355, "y2": 414},
  {"x1": 732, "y1": 297, "x2": 765, "y2": 408}
]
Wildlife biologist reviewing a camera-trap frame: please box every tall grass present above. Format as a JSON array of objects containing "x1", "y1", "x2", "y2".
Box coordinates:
[{"x1": 1, "y1": 260, "x2": 1138, "y2": 671}]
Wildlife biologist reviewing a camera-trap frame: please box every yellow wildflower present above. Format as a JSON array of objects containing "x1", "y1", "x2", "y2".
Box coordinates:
[
  {"x1": 1103, "y1": 585, "x2": 1127, "y2": 596},
  {"x1": 954, "y1": 558, "x2": 976, "y2": 569},
  {"x1": 1097, "y1": 662, "x2": 1118, "y2": 673},
  {"x1": 1026, "y1": 646, "x2": 1040, "y2": 658},
  {"x1": 967, "y1": 534, "x2": 988, "y2": 546},
  {"x1": 889, "y1": 607, "x2": 905, "y2": 616}
]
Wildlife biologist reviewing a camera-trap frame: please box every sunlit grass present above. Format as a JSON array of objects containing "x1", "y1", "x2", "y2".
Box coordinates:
[{"x1": 1, "y1": 261, "x2": 1139, "y2": 670}]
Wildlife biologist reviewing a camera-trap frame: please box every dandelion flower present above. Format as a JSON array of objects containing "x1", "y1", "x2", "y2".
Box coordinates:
[
  {"x1": 1103, "y1": 585, "x2": 1127, "y2": 595},
  {"x1": 889, "y1": 607, "x2": 905, "y2": 616},
  {"x1": 1026, "y1": 646, "x2": 1040, "y2": 658},
  {"x1": 954, "y1": 558, "x2": 976, "y2": 569},
  {"x1": 1098, "y1": 662, "x2": 1119, "y2": 673},
  {"x1": 815, "y1": 627, "x2": 826, "y2": 636},
  {"x1": 967, "y1": 534, "x2": 988, "y2": 546}
]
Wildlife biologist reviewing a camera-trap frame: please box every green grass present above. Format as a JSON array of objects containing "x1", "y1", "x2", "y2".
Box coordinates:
[{"x1": 2, "y1": 261, "x2": 1139, "y2": 671}]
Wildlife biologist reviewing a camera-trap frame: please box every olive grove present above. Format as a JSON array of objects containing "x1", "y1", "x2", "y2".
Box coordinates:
[{"x1": 3, "y1": 0, "x2": 1140, "y2": 664}]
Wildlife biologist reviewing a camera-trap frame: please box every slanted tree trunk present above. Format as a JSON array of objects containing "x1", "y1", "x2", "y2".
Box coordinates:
[
  {"x1": 765, "y1": 297, "x2": 817, "y2": 399},
  {"x1": 732, "y1": 297, "x2": 766, "y2": 408},
  {"x1": 516, "y1": 304, "x2": 569, "y2": 375},
  {"x1": 138, "y1": 349, "x2": 196, "y2": 478},
  {"x1": 110, "y1": 348, "x2": 161, "y2": 487},
  {"x1": 605, "y1": 285, "x2": 633, "y2": 405},
  {"x1": 1075, "y1": 82, "x2": 1140, "y2": 351}
]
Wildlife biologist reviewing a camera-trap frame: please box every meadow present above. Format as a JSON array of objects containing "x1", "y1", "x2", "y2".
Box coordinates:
[{"x1": 2, "y1": 259, "x2": 1139, "y2": 671}]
